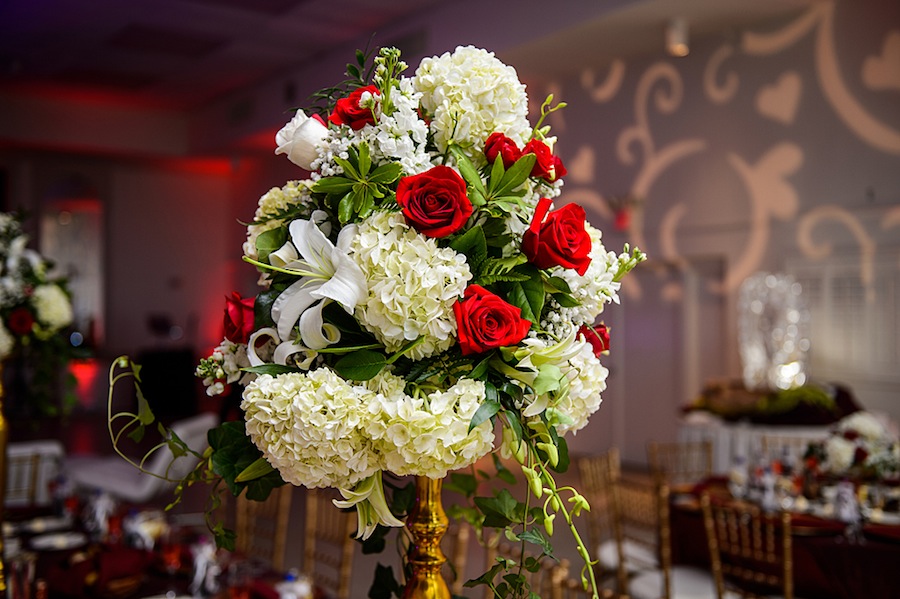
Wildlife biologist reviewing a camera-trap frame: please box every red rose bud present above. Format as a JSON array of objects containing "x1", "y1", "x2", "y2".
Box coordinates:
[
  {"x1": 523, "y1": 139, "x2": 565, "y2": 182},
  {"x1": 843, "y1": 430, "x2": 860, "y2": 441},
  {"x1": 223, "y1": 292, "x2": 256, "y2": 344},
  {"x1": 854, "y1": 446, "x2": 868, "y2": 465},
  {"x1": 396, "y1": 165, "x2": 473, "y2": 238},
  {"x1": 328, "y1": 85, "x2": 380, "y2": 131},
  {"x1": 580, "y1": 323, "x2": 610, "y2": 357},
  {"x1": 522, "y1": 198, "x2": 592, "y2": 275},
  {"x1": 453, "y1": 285, "x2": 531, "y2": 356},
  {"x1": 484, "y1": 132, "x2": 522, "y2": 169},
  {"x1": 7, "y1": 307, "x2": 35, "y2": 336}
]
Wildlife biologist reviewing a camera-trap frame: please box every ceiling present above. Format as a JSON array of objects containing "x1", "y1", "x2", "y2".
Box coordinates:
[{"x1": 0, "y1": 0, "x2": 816, "y2": 114}]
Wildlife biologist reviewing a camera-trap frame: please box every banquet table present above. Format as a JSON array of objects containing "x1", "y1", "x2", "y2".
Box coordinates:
[{"x1": 669, "y1": 481, "x2": 900, "y2": 599}]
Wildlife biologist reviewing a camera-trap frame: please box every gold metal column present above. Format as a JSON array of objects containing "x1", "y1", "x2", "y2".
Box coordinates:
[
  {"x1": 402, "y1": 476, "x2": 450, "y2": 599},
  {"x1": 0, "y1": 364, "x2": 8, "y2": 594}
]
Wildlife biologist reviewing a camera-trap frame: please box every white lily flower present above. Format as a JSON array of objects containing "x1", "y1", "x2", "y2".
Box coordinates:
[
  {"x1": 270, "y1": 218, "x2": 366, "y2": 349},
  {"x1": 334, "y1": 473, "x2": 405, "y2": 540}
]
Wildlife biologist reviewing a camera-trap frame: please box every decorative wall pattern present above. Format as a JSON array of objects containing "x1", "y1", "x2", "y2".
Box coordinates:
[{"x1": 537, "y1": 0, "x2": 899, "y2": 436}]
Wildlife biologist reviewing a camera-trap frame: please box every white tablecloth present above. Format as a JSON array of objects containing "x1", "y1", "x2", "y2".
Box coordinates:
[{"x1": 677, "y1": 413, "x2": 830, "y2": 473}]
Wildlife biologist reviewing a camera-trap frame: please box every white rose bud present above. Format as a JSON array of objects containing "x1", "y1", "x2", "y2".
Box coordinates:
[{"x1": 274, "y1": 109, "x2": 329, "y2": 171}]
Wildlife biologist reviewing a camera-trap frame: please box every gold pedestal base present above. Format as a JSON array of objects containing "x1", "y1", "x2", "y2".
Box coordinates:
[{"x1": 403, "y1": 476, "x2": 450, "y2": 599}]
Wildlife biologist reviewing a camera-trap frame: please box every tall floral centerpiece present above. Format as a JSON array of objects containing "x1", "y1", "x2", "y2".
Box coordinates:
[
  {"x1": 0, "y1": 212, "x2": 75, "y2": 417},
  {"x1": 190, "y1": 45, "x2": 644, "y2": 598}
]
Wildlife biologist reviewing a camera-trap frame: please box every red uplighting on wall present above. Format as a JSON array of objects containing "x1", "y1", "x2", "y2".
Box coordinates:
[{"x1": 69, "y1": 358, "x2": 101, "y2": 409}]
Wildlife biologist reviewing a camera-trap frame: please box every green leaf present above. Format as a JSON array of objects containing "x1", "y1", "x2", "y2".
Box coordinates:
[
  {"x1": 333, "y1": 349, "x2": 386, "y2": 381},
  {"x1": 492, "y1": 453, "x2": 517, "y2": 485},
  {"x1": 518, "y1": 528, "x2": 554, "y2": 556},
  {"x1": 338, "y1": 190, "x2": 356, "y2": 223},
  {"x1": 358, "y1": 141, "x2": 372, "y2": 177},
  {"x1": 254, "y1": 289, "x2": 278, "y2": 329},
  {"x1": 475, "y1": 489, "x2": 521, "y2": 528},
  {"x1": 242, "y1": 364, "x2": 299, "y2": 376},
  {"x1": 486, "y1": 155, "x2": 505, "y2": 195},
  {"x1": 208, "y1": 422, "x2": 285, "y2": 499},
  {"x1": 255, "y1": 227, "x2": 287, "y2": 264},
  {"x1": 312, "y1": 176, "x2": 355, "y2": 194},
  {"x1": 552, "y1": 292, "x2": 581, "y2": 308},
  {"x1": 368, "y1": 162, "x2": 403, "y2": 184},
  {"x1": 444, "y1": 472, "x2": 478, "y2": 498},
  {"x1": 449, "y1": 225, "x2": 488, "y2": 275},
  {"x1": 367, "y1": 563, "x2": 403, "y2": 599},
  {"x1": 334, "y1": 154, "x2": 360, "y2": 180},
  {"x1": 468, "y1": 397, "x2": 501, "y2": 432},
  {"x1": 494, "y1": 153, "x2": 536, "y2": 197},
  {"x1": 450, "y1": 146, "x2": 487, "y2": 197},
  {"x1": 234, "y1": 457, "x2": 275, "y2": 482},
  {"x1": 359, "y1": 525, "x2": 388, "y2": 555}
]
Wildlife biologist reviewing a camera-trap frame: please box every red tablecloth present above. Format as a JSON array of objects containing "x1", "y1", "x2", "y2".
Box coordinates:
[{"x1": 670, "y1": 483, "x2": 900, "y2": 599}]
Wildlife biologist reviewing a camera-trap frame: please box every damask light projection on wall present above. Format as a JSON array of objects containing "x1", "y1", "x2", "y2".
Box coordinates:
[{"x1": 552, "y1": 0, "x2": 898, "y2": 306}]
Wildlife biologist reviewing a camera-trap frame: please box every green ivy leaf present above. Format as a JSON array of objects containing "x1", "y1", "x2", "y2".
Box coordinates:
[
  {"x1": 444, "y1": 472, "x2": 478, "y2": 498},
  {"x1": 468, "y1": 396, "x2": 501, "y2": 432}
]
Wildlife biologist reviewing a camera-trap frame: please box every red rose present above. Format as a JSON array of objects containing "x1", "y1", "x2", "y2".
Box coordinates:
[
  {"x1": 522, "y1": 198, "x2": 592, "y2": 275},
  {"x1": 580, "y1": 323, "x2": 610, "y2": 357},
  {"x1": 396, "y1": 165, "x2": 473, "y2": 238},
  {"x1": 223, "y1": 292, "x2": 255, "y2": 344},
  {"x1": 328, "y1": 85, "x2": 380, "y2": 131},
  {"x1": 453, "y1": 285, "x2": 532, "y2": 356},
  {"x1": 854, "y1": 446, "x2": 869, "y2": 465},
  {"x1": 523, "y1": 139, "x2": 566, "y2": 182},
  {"x1": 484, "y1": 132, "x2": 522, "y2": 169},
  {"x1": 7, "y1": 307, "x2": 35, "y2": 336}
]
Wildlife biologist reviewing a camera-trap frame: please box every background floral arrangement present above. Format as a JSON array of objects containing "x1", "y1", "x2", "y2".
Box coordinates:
[
  {"x1": 0, "y1": 212, "x2": 76, "y2": 417},
  {"x1": 186, "y1": 45, "x2": 645, "y2": 597},
  {"x1": 808, "y1": 411, "x2": 900, "y2": 481}
]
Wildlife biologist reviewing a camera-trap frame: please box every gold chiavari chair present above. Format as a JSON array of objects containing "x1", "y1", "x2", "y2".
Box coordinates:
[
  {"x1": 442, "y1": 519, "x2": 472, "y2": 595},
  {"x1": 647, "y1": 441, "x2": 713, "y2": 492},
  {"x1": 303, "y1": 487, "x2": 356, "y2": 599},
  {"x1": 700, "y1": 493, "x2": 794, "y2": 599},
  {"x1": 628, "y1": 484, "x2": 717, "y2": 599},
  {"x1": 234, "y1": 483, "x2": 293, "y2": 571},
  {"x1": 578, "y1": 449, "x2": 650, "y2": 592}
]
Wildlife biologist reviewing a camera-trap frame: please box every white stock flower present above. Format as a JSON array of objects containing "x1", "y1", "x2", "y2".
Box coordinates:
[
  {"x1": 33, "y1": 284, "x2": 72, "y2": 330},
  {"x1": 546, "y1": 224, "x2": 620, "y2": 336},
  {"x1": 313, "y1": 79, "x2": 432, "y2": 177},
  {"x1": 241, "y1": 369, "x2": 381, "y2": 489},
  {"x1": 0, "y1": 321, "x2": 13, "y2": 359},
  {"x1": 351, "y1": 211, "x2": 471, "y2": 360},
  {"x1": 275, "y1": 109, "x2": 329, "y2": 170},
  {"x1": 413, "y1": 46, "x2": 531, "y2": 160},
  {"x1": 364, "y1": 372, "x2": 494, "y2": 478}
]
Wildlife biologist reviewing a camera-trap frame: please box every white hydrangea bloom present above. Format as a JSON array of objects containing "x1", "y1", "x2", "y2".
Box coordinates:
[
  {"x1": 33, "y1": 284, "x2": 72, "y2": 330},
  {"x1": 0, "y1": 321, "x2": 13, "y2": 360},
  {"x1": 824, "y1": 436, "x2": 857, "y2": 474},
  {"x1": 413, "y1": 46, "x2": 531, "y2": 161},
  {"x1": 555, "y1": 338, "x2": 609, "y2": 435},
  {"x1": 244, "y1": 181, "x2": 316, "y2": 259},
  {"x1": 350, "y1": 211, "x2": 471, "y2": 360},
  {"x1": 837, "y1": 411, "x2": 888, "y2": 442},
  {"x1": 365, "y1": 372, "x2": 494, "y2": 478},
  {"x1": 242, "y1": 369, "x2": 381, "y2": 489},
  {"x1": 313, "y1": 79, "x2": 432, "y2": 177},
  {"x1": 545, "y1": 224, "x2": 620, "y2": 336}
]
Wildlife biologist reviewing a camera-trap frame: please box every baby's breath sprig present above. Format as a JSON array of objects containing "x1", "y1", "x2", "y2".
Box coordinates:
[{"x1": 613, "y1": 244, "x2": 647, "y2": 283}]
